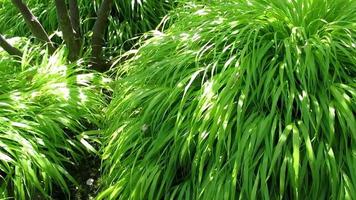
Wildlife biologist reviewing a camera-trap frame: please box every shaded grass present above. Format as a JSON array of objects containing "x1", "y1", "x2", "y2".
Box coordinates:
[
  {"x1": 0, "y1": 0, "x2": 176, "y2": 54},
  {"x1": 100, "y1": 0, "x2": 356, "y2": 199},
  {"x1": 0, "y1": 42, "x2": 109, "y2": 199}
]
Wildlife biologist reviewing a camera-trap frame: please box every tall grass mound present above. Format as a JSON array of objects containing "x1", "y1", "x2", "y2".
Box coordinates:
[
  {"x1": 101, "y1": 0, "x2": 356, "y2": 199},
  {"x1": 0, "y1": 44, "x2": 108, "y2": 199}
]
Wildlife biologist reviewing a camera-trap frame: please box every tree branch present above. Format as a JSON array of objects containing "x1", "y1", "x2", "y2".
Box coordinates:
[
  {"x1": 54, "y1": 0, "x2": 80, "y2": 61},
  {"x1": 91, "y1": 0, "x2": 113, "y2": 71},
  {"x1": 11, "y1": 0, "x2": 55, "y2": 53},
  {"x1": 0, "y1": 34, "x2": 22, "y2": 57}
]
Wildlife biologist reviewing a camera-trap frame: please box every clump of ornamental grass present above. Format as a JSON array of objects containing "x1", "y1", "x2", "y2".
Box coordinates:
[
  {"x1": 100, "y1": 0, "x2": 356, "y2": 199},
  {"x1": 0, "y1": 43, "x2": 109, "y2": 199}
]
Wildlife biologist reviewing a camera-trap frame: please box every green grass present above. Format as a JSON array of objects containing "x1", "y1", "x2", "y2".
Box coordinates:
[
  {"x1": 0, "y1": 0, "x2": 176, "y2": 54},
  {"x1": 0, "y1": 41, "x2": 109, "y2": 199},
  {"x1": 100, "y1": 0, "x2": 356, "y2": 199},
  {"x1": 105, "y1": 0, "x2": 176, "y2": 52}
]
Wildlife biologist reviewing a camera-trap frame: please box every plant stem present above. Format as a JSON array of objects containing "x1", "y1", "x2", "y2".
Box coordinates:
[
  {"x1": 69, "y1": 0, "x2": 81, "y2": 39},
  {"x1": 55, "y1": 0, "x2": 81, "y2": 61},
  {"x1": 11, "y1": 0, "x2": 55, "y2": 53},
  {"x1": 0, "y1": 34, "x2": 22, "y2": 57},
  {"x1": 91, "y1": 0, "x2": 113, "y2": 71}
]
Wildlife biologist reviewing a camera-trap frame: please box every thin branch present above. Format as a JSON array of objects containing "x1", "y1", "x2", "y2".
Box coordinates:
[
  {"x1": 11, "y1": 0, "x2": 55, "y2": 53},
  {"x1": 54, "y1": 0, "x2": 80, "y2": 61},
  {"x1": 91, "y1": 0, "x2": 113, "y2": 71},
  {"x1": 0, "y1": 34, "x2": 22, "y2": 57}
]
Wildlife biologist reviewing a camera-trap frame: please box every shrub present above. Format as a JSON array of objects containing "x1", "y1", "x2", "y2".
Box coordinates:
[
  {"x1": 0, "y1": 43, "x2": 108, "y2": 199},
  {"x1": 100, "y1": 0, "x2": 356, "y2": 199}
]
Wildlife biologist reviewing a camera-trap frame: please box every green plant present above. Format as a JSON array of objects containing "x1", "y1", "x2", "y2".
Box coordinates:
[
  {"x1": 100, "y1": 0, "x2": 356, "y2": 199},
  {"x1": 105, "y1": 0, "x2": 175, "y2": 52},
  {"x1": 0, "y1": 43, "x2": 108, "y2": 199},
  {"x1": 0, "y1": 0, "x2": 59, "y2": 36},
  {"x1": 0, "y1": 0, "x2": 176, "y2": 55}
]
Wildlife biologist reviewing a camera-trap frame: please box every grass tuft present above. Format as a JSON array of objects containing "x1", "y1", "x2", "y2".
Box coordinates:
[
  {"x1": 100, "y1": 0, "x2": 356, "y2": 199},
  {"x1": 0, "y1": 42, "x2": 108, "y2": 199}
]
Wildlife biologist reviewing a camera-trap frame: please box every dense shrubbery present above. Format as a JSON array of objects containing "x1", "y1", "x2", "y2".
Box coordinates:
[
  {"x1": 101, "y1": 0, "x2": 356, "y2": 199},
  {"x1": 0, "y1": 43, "x2": 108, "y2": 199}
]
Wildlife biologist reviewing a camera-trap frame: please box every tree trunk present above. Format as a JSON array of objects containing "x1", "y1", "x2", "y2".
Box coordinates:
[
  {"x1": 11, "y1": 0, "x2": 55, "y2": 53},
  {"x1": 69, "y1": 0, "x2": 81, "y2": 39},
  {"x1": 91, "y1": 0, "x2": 113, "y2": 71},
  {"x1": 54, "y1": 0, "x2": 80, "y2": 61},
  {"x1": 0, "y1": 34, "x2": 22, "y2": 57}
]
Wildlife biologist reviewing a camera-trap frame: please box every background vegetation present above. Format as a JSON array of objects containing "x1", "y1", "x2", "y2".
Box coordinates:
[{"x1": 0, "y1": 0, "x2": 175, "y2": 59}]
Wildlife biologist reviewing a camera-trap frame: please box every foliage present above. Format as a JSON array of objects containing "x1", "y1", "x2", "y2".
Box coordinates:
[
  {"x1": 106, "y1": 0, "x2": 175, "y2": 52},
  {"x1": 0, "y1": 0, "x2": 175, "y2": 53},
  {"x1": 100, "y1": 0, "x2": 356, "y2": 199},
  {"x1": 0, "y1": 42, "x2": 108, "y2": 199},
  {"x1": 0, "y1": 0, "x2": 60, "y2": 36}
]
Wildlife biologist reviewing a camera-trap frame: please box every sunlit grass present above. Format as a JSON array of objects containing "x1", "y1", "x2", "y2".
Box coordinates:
[
  {"x1": 100, "y1": 0, "x2": 356, "y2": 199},
  {"x1": 0, "y1": 42, "x2": 108, "y2": 199}
]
